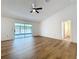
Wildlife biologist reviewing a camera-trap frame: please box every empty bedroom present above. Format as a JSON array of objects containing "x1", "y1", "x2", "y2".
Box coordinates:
[{"x1": 1, "y1": 0, "x2": 77, "y2": 59}]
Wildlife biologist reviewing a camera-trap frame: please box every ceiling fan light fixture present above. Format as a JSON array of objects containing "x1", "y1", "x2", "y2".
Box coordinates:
[{"x1": 33, "y1": 9, "x2": 36, "y2": 12}]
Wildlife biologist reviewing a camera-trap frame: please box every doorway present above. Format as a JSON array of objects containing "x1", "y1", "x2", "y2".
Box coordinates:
[
  {"x1": 15, "y1": 23, "x2": 32, "y2": 39},
  {"x1": 62, "y1": 20, "x2": 72, "y2": 41}
]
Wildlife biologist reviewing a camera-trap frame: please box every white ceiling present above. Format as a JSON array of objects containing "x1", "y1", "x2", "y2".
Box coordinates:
[{"x1": 1, "y1": 0, "x2": 76, "y2": 22}]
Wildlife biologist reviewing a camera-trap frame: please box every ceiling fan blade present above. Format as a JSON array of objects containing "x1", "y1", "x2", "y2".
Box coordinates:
[
  {"x1": 35, "y1": 8, "x2": 42, "y2": 10},
  {"x1": 32, "y1": 3, "x2": 35, "y2": 8},
  {"x1": 36, "y1": 10, "x2": 39, "y2": 13},
  {"x1": 30, "y1": 10, "x2": 33, "y2": 13}
]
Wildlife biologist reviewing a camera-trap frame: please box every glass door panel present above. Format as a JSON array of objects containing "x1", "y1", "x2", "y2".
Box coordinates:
[{"x1": 15, "y1": 23, "x2": 32, "y2": 39}]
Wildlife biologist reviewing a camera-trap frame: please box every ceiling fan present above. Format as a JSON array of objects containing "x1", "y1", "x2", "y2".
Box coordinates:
[{"x1": 30, "y1": 3, "x2": 42, "y2": 13}]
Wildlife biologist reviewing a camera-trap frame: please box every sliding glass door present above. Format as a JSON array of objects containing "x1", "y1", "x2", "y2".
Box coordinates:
[{"x1": 15, "y1": 23, "x2": 32, "y2": 39}]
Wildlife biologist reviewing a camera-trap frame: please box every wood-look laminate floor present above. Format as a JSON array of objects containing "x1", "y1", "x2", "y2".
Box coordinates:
[{"x1": 1, "y1": 36, "x2": 77, "y2": 59}]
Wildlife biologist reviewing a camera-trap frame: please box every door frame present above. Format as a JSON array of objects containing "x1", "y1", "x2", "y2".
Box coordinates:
[{"x1": 62, "y1": 20, "x2": 72, "y2": 41}]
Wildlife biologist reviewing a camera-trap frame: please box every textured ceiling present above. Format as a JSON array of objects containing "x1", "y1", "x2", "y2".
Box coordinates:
[{"x1": 1, "y1": 0, "x2": 76, "y2": 22}]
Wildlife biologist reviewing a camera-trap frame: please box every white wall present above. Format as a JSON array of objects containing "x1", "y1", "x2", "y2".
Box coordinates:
[
  {"x1": 1, "y1": 16, "x2": 40, "y2": 41},
  {"x1": 40, "y1": 4, "x2": 77, "y2": 43},
  {"x1": 1, "y1": 17, "x2": 14, "y2": 41}
]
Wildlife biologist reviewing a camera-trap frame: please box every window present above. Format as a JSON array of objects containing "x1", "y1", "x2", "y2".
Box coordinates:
[{"x1": 15, "y1": 23, "x2": 32, "y2": 39}]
